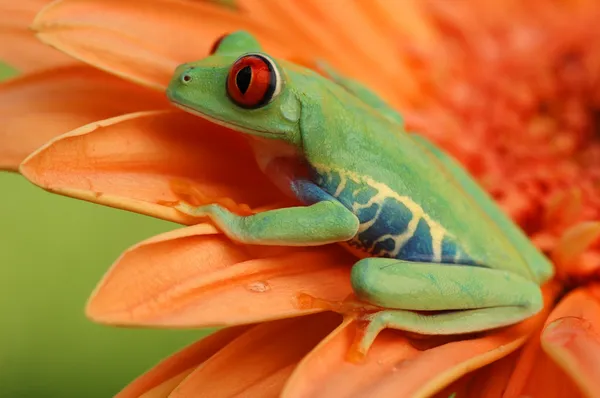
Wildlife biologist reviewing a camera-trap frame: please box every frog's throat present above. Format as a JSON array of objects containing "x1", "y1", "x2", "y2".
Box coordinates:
[{"x1": 170, "y1": 102, "x2": 284, "y2": 138}]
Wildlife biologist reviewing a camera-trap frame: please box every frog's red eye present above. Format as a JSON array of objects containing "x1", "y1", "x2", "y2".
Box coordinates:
[{"x1": 226, "y1": 54, "x2": 281, "y2": 109}]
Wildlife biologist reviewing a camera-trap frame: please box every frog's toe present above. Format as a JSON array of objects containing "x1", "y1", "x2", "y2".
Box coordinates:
[
  {"x1": 295, "y1": 292, "x2": 381, "y2": 314},
  {"x1": 346, "y1": 317, "x2": 386, "y2": 363},
  {"x1": 168, "y1": 178, "x2": 206, "y2": 205},
  {"x1": 295, "y1": 292, "x2": 386, "y2": 362},
  {"x1": 172, "y1": 202, "x2": 212, "y2": 217}
]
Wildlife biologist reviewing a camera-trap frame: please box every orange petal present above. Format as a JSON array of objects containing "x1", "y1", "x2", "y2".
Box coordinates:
[
  {"x1": 0, "y1": 1, "x2": 71, "y2": 72},
  {"x1": 504, "y1": 328, "x2": 585, "y2": 398},
  {"x1": 117, "y1": 326, "x2": 252, "y2": 398},
  {"x1": 32, "y1": 0, "x2": 313, "y2": 90},
  {"x1": 170, "y1": 313, "x2": 342, "y2": 398},
  {"x1": 86, "y1": 223, "x2": 354, "y2": 327},
  {"x1": 237, "y1": 0, "x2": 423, "y2": 108},
  {"x1": 541, "y1": 287, "x2": 600, "y2": 398},
  {"x1": 19, "y1": 110, "x2": 289, "y2": 224},
  {"x1": 502, "y1": 282, "x2": 585, "y2": 398},
  {"x1": 552, "y1": 221, "x2": 600, "y2": 277},
  {"x1": 285, "y1": 0, "x2": 417, "y2": 105},
  {"x1": 543, "y1": 188, "x2": 583, "y2": 230},
  {"x1": 356, "y1": 0, "x2": 438, "y2": 48},
  {"x1": 0, "y1": 65, "x2": 167, "y2": 171},
  {"x1": 283, "y1": 284, "x2": 558, "y2": 398},
  {"x1": 433, "y1": 350, "x2": 522, "y2": 398},
  {"x1": 236, "y1": 0, "x2": 366, "y2": 83}
]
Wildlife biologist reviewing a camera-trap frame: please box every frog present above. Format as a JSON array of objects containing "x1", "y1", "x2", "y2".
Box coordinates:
[{"x1": 165, "y1": 31, "x2": 554, "y2": 358}]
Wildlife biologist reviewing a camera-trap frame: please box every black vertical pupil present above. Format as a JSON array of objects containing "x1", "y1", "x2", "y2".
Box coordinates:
[{"x1": 236, "y1": 66, "x2": 252, "y2": 94}]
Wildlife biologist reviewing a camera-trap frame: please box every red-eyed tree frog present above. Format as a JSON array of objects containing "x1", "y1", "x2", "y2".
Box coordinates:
[{"x1": 166, "y1": 31, "x2": 554, "y2": 358}]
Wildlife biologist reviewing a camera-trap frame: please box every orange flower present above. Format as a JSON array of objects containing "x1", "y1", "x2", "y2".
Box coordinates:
[{"x1": 1, "y1": 0, "x2": 600, "y2": 397}]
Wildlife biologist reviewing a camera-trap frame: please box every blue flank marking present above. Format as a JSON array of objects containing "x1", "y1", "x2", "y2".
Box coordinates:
[
  {"x1": 441, "y1": 236, "x2": 457, "y2": 262},
  {"x1": 355, "y1": 202, "x2": 380, "y2": 224},
  {"x1": 290, "y1": 179, "x2": 337, "y2": 205},
  {"x1": 372, "y1": 237, "x2": 397, "y2": 257},
  {"x1": 397, "y1": 218, "x2": 434, "y2": 262},
  {"x1": 361, "y1": 197, "x2": 413, "y2": 256},
  {"x1": 324, "y1": 171, "x2": 341, "y2": 193},
  {"x1": 310, "y1": 168, "x2": 483, "y2": 266},
  {"x1": 440, "y1": 236, "x2": 479, "y2": 266},
  {"x1": 455, "y1": 250, "x2": 480, "y2": 266},
  {"x1": 353, "y1": 185, "x2": 378, "y2": 206}
]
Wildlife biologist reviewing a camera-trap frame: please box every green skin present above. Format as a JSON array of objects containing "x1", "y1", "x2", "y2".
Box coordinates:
[{"x1": 166, "y1": 31, "x2": 554, "y2": 357}]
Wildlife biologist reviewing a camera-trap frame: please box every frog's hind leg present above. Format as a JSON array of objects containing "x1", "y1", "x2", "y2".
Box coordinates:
[
  {"x1": 316, "y1": 61, "x2": 404, "y2": 125},
  {"x1": 349, "y1": 257, "x2": 543, "y2": 358}
]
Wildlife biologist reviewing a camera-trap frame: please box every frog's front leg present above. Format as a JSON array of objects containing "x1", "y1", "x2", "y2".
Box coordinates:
[
  {"x1": 175, "y1": 180, "x2": 359, "y2": 246},
  {"x1": 349, "y1": 258, "x2": 543, "y2": 357}
]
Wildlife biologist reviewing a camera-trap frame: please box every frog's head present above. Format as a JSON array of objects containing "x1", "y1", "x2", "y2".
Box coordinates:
[{"x1": 167, "y1": 31, "x2": 304, "y2": 148}]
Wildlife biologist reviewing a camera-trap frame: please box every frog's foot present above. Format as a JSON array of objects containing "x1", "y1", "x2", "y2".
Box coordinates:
[
  {"x1": 156, "y1": 178, "x2": 207, "y2": 208},
  {"x1": 169, "y1": 179, "x2": 205, "y2": 206},
  {"x1": 170, "y1": 201, "x2": 211, "y2": 218},
  {"x1": 346, "y1": 310, "x2": 434, "y2": 363},
  {"x1": 296, "y1": 292, "x2": 384, "y2": 363},
  {"x1": 295, "y1": 294, "x2": 420, "y2": 362},
  {"x1": 296, "y1": 292, "x2": 381, "y2": 315},
  {"x1": 158, "y1": 179, "x2": 254, "y2": 216}
]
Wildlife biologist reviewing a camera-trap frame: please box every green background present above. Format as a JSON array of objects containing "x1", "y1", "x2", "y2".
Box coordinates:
[{"x1": 0, "y1": 64, "x2": 207, "y2": 396}]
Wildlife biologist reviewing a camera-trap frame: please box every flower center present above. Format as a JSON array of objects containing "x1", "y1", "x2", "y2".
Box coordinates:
[{"x1": 403, "y1": 11, "x2": 600, "y2": 284}]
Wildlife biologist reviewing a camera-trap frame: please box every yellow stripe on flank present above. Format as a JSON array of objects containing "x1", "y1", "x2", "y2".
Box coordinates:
[
  {"x1": 429, "y1": 220, "x2": 445, "y2": 262},
  {"x1": 333, "y1": 172, "x2": 348, "y2": 197}
]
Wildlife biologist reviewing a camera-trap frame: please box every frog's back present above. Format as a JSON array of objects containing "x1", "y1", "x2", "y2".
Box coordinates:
[{"x1": 301, "y1": 98, "x2": 546, "y2": 281}]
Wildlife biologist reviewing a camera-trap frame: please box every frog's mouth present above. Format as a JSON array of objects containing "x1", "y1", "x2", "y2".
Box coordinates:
[{"x1": 170, "y1": 102, "x2": 284, "y2": 138}]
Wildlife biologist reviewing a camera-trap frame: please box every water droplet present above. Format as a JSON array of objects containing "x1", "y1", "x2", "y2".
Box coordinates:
[{"x1": 246, "y1": 281, "x2": 271, "y2": 293}]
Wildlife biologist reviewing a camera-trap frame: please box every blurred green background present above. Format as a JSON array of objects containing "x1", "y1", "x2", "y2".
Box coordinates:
[{"x1": 0, "y1": 64, "x2": 207, "y2": 396}]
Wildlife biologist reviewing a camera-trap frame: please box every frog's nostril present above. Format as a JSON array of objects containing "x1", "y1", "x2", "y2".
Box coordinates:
[{"x1": 180, "y1": 67, "x2": 195, "y2": 84}]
